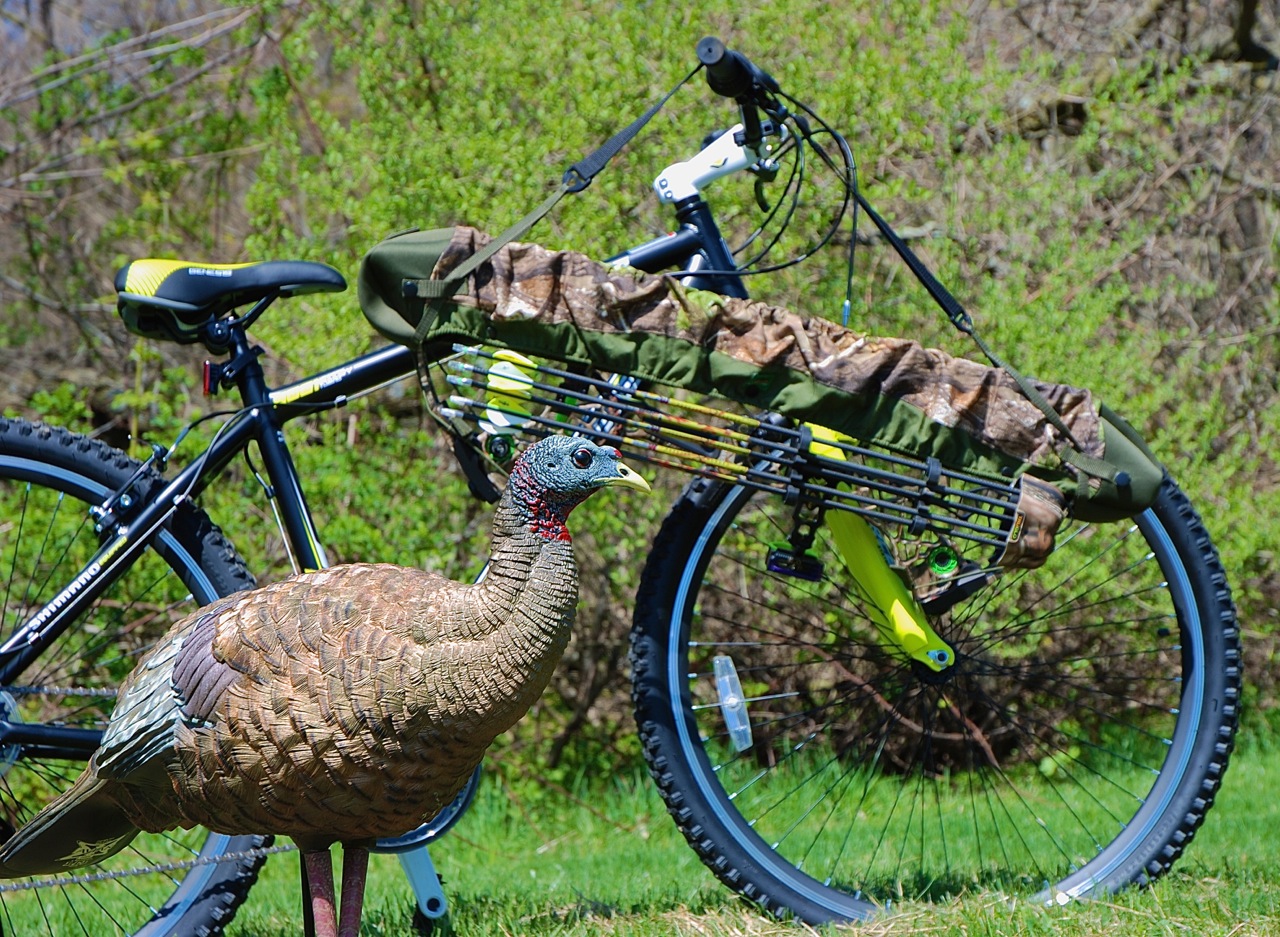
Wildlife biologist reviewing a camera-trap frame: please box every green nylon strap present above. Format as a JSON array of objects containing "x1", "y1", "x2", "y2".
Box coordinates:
[
  {"x1": 411, "y1": 182, "x2": 572, "y2": 346},
  {"x1": 407, "y1": 64, "x2": 701, "y2": 348},
  {"x1": 855, "y1": 190, "x2": 1120, "y2": 484}
]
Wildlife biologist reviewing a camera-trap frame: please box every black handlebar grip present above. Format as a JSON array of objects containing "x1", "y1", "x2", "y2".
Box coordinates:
[{"x1": 696, "y1": 36, "x2": 779, "y2": 100}]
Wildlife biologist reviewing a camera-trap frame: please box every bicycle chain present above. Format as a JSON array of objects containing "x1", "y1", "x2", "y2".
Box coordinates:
[
  {"x1": 0, "y1": 842, "x2": 295, "y2": 893},
  {"x1": 5, "y1": 685, "x2": 118, "y2": 698}
]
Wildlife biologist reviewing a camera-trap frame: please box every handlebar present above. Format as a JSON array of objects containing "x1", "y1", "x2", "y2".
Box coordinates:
[
  {"x1": 696, "y1": 37, "x2": 779, "y2": 101},
  {"x1": 624, "y1": 37, "x2": 854, "y2": 307},
  {"x1": 696, "y1": 37, "x2": 783, "y2": 152}
]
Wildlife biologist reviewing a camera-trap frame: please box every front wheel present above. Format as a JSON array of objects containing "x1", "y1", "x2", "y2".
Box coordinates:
[
  {"x1": 631, "y1": 472, "x2": 1239, "y2": 924},
  {"x1": 0, "y1": 418, "x2": 268, "y2": 937}
]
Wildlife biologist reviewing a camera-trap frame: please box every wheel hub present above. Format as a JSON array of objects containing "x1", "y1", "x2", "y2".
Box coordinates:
[{"x1": 911, "y1": 653, "x2": 965, "y2": 685}]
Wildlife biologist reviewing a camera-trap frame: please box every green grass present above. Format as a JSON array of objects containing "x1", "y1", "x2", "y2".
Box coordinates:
[{"x1": 222, "y1": 743, "x2": 1280, "y2": 936}]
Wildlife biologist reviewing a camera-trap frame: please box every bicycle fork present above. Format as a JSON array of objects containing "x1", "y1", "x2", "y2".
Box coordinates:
[
  {"x1": 822, "y1": 509, "x2": 954, "y2": 671},
  {"x1": 808, "y1": 424, "x2": 954, "y2": 672}
]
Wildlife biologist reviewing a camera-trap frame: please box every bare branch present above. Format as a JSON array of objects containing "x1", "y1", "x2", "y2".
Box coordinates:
[
  {"x1": 0, "y1": 272, "x2": 112, "y2": 315},
  {"x1": 0, "y1": 6, "x2": 256, "y2": 107},
  {"x1": 0, "y1": 46, "x2": 255, "y2": 190}
]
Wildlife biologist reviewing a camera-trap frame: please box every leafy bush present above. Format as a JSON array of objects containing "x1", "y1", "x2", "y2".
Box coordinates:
[{"x1": 2, "y1": 0, "x2": 1277, "y2": 769}]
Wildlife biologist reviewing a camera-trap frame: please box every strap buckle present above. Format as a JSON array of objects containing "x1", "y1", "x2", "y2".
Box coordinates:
[{"x1": 562, "y1": 166, "x2": 592, "y2": 193}]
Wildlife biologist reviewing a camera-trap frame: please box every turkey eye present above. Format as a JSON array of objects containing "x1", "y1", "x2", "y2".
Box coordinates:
[{"x1": 572, "y1": 447, "x2": 593, "y2": 469}]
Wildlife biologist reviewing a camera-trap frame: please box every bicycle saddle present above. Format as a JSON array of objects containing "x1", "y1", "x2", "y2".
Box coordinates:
[{"x1": 115, "y1": 259, "x2": 347, "y2": 345}]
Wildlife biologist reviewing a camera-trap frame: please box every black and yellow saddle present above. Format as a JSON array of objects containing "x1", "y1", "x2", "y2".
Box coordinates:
[{"x1": 115, "y1": 259, "x2": 346, "y2": 345}]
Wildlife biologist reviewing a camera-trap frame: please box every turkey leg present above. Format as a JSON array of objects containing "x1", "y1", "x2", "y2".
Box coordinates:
[
  {"x1": 302, "y1": 848, "x2": 340, "y2": 937},
  {"x1": 338, "y1": 845, "x2": 370, "y2": 937}
]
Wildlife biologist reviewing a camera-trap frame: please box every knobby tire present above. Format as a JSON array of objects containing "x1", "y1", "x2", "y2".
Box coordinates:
[
  {"x1": 631, "y1": 471, "x2": 1239, "y2": 924},
  {"x1": 0, "y1": 418, "x2": 267, "y2": 937}
]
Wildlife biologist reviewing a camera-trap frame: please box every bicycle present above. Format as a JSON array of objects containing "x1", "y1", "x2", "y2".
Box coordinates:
[{"x1": 0, "y1": 36, "x2": 1239, "y2": 935}]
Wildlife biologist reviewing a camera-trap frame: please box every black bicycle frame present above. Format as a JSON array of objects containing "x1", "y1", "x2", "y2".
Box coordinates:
[
  {"x1": 0, "y1": 204, "x2": 741, "y2": 759},
  {"x1": 0, "y1": 339, "x2": 418, "y2": 756},
  {"x1": 606, "y1": 196, "x2": 749, "y2": 298}
]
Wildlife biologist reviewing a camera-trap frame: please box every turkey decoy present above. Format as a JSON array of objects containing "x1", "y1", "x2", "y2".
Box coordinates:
[{"x1": 0, "y1": 436, "x2": 649, "y2": 937}]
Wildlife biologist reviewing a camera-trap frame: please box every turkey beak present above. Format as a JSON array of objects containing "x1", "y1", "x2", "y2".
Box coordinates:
[{"x1": 601, "y1": 459, "x2": 650, "y2": 493}]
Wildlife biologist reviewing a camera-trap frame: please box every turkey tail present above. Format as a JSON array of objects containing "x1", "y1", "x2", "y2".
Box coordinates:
[{"x1": 0, "y1": 773, "x2": 140, "y2": 877}]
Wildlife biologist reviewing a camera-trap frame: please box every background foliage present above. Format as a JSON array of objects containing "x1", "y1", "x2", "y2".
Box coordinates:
[{"x1": 1, "y1": 0, "x2": 1277, "y2": 777}]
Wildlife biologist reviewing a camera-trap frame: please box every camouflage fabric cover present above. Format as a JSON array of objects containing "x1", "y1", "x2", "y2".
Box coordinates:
[{"x1": 359, "y1": 225, "x2": 1161, "y2": 517}]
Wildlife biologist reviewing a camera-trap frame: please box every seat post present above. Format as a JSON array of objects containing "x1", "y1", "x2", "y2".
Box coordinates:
[
  {"x1": 221, "y1": 325, "x2": 330, "y2": 572},
  {"x1": 223, "y1": 327, "x2": 271, "y2": 408}
]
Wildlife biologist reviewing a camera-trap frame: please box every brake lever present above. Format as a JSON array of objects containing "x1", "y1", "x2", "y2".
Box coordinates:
[
  {"x1": 753, "y1": 176, "x2": 772, "y2": 213},
  {"x1": 746, "y1": 124, "x2": 785, "y2": 211},
  {"x1": 748, "y1": 153, "x2": 780, "y2": 211}
]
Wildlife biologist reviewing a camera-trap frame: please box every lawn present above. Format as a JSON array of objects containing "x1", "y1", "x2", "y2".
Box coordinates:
[{"x1": 223, "y1": 741, "x2": 1280, "y2": 936}]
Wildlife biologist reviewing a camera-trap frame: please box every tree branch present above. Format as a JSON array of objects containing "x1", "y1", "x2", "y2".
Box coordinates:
[
  {"x1": 0, "y1": 6, "x2": 256, "y2": 108},
  {"x1": 0, "y1": 272, "x2": 112, "y2": 315}
]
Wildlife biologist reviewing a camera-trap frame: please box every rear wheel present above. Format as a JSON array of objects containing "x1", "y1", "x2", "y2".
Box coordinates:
[
  {"x1": 0, "y1": 418, "x2": 269, "y2": 937},
  {"x1": 631, "y1": 471, "x2": 1239, "y2": 923}
]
